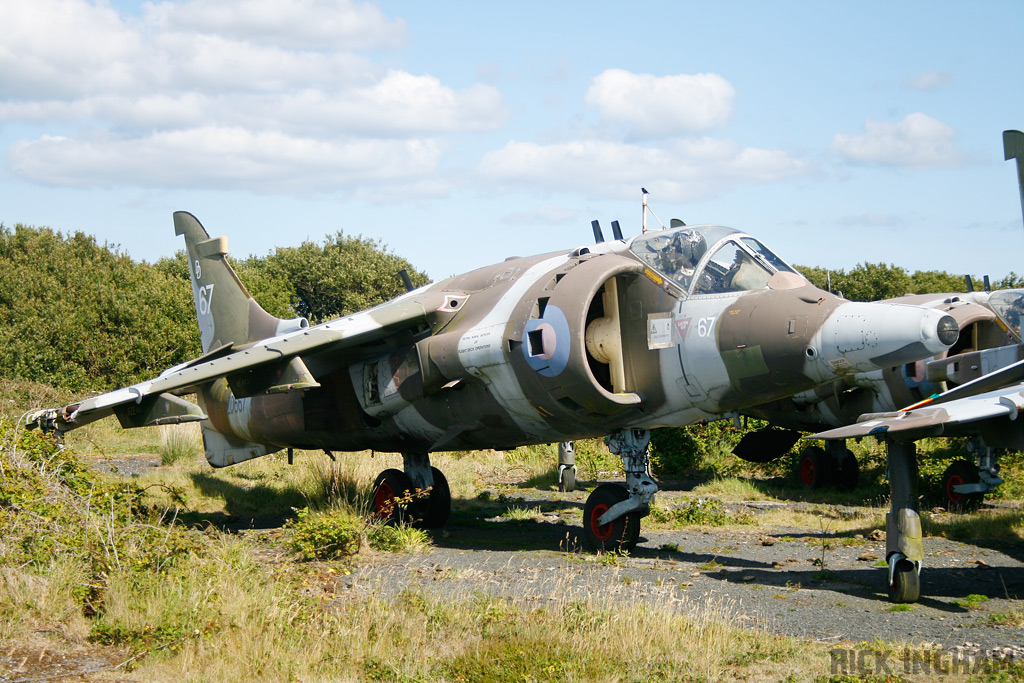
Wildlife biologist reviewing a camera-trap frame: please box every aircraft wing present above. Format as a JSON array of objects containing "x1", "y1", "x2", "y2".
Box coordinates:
[
  {"x1": 808, "y1": 383, "x2": 1024, "y2": 441},
  {"x1": 26, "y1": 288, "x2": 454, "y2": 434}
]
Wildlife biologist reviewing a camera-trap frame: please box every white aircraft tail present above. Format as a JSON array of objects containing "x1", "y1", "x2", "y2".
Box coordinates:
[
  {"x1": 173, "y1": 211, "x2": 308, "y2": 354},
  {"x1": 173, "y1": 211, "x2": 308, "y2": 467}
]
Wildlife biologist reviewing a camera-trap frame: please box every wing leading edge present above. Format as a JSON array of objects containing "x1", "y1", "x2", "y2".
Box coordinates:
[{"x1": 26, "y1": 287, "x2": 456, "y2": 438}]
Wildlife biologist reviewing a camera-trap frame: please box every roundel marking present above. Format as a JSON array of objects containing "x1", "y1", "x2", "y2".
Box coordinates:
[{"x1": 522, "y1": 304, "x2": 570, "y2": 377}]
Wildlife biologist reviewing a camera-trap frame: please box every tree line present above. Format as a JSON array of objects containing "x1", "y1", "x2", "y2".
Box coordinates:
[
  {"x1": 0, "y1": 223, "x2": 427, "y2": 392},
  {"x1": 0, "y1": 222, "x2": 1019, "y2": 393}
]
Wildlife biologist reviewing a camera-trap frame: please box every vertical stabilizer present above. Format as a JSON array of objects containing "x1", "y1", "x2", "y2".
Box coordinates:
[{"x1": 173, "y1": 211, "x2": 307, "y2": 353}]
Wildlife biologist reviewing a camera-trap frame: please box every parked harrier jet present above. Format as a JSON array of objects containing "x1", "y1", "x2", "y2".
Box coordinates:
[{"x1": 27, "y1": 212, "x2": 957, "y2": 552}]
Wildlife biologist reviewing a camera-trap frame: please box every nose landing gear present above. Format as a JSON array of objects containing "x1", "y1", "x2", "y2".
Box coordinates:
[{"x1": 581, "y1": 429, "x2": 655, "y2": 553}]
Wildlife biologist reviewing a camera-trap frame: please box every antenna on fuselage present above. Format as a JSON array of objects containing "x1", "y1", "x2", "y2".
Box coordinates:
[
  {"x1": 397, "y1": 269, "x2": 415, "y2": 292},
  {"x1": 641, "y1": 187, "x2": 666, "y2": 234},
  {"x1": 1004, "y1": 130, "x2": 1024, "y2": 231}
]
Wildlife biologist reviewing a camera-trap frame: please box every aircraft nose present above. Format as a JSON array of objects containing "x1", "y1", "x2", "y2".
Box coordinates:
[{"x1": 807, "y1": 303, "x2": 959, "y2": 380}]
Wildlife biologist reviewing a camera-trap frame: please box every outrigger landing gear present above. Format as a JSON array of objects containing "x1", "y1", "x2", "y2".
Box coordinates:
[
  {"x1": 557, "y1": 441, "x2": 577, "y2": 492},
  {"x1": 885, "y1": 440, "x2": 922, "y2": 603},
  {"x1": 582, "y1": 429, "x2": 656, "y2": 552},
  {"x1": 941, "y1": 438, "x2": 1003, "y2": 512},
  {"x1": 371, "y1": 452, "x2": 451, "y2": 528}
]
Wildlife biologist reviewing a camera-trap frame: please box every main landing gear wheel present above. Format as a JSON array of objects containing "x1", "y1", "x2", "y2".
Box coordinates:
[
  {"x1": 583, "y1": 483, "x2": 640, "y2": 553},
  {"x1": 373, "y1": 469, "x2": 414, "y2": 524},
  {"x1": 798, "y1": 446, "x2": 831, "y2": 489},
  {"x1": 414, "y1": 466, "x2": 451, "y2": 528},
  {"x1": 942, "y1": 460, "x2": 984, "y2": 512},
  {"x1": 888, "y1": 557, "x2": 921, "y2": 604}
]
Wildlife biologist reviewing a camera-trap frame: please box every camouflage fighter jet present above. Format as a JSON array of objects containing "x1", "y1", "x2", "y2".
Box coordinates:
[{"x1": 26, "y1": 211, "x2": 958, "y2": 553}]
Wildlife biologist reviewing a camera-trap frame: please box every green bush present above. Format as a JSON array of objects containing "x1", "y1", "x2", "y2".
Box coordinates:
[
  {"x1": 287, "y1": 506, "x2": 363, "y2": 560},
  {"x1": 649, "y1": 427, "x2": 702, "y2": 476}
]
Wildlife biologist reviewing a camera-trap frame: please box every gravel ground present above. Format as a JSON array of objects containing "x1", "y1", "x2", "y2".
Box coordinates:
[
  {"x1": 79, "y1": 457, "x2": 1024, "y2": 655},
  {"x1": 344, "y1": 485, "x2": 1024, "y2": 653}
]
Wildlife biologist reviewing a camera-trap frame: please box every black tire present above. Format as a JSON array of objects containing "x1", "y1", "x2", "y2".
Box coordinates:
[
  {"x1": 372, "y1": 469, "x2": 414, "y2": 524},
  {"x1": 414, "y1": 467, "x2": 451, "y2": 528},
  {"x1": 559, "y1": 467, "x2": 576, "y2": 493},
  {"x1": 582, "y1": 483, "x2": 640, "y2": 553},
  {"x1": 798, "y1": 446, "x2": 832, "y2": 489},
  {"x1": 888, "y1": 558, "x2": 920, "y2": 603},
  {"x1": 832, "y1": 449, "x2": 860, "y2": 491},
  {"x1": 942, "y1": 460, "x2": 983, "y2": 512}
]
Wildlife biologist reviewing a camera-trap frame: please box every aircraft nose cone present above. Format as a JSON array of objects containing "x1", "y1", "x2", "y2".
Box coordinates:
[
  {"x1": 808, "y1": 303, "x2": 959, "y2": 381},
  {"x1": 937, "y1": 314, "x2": 959, "y2": 347}
]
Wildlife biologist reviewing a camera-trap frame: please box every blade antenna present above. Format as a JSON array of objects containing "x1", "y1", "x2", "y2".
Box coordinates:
[{"x1": 610, "y1": 220, "x2": 624, "y2": 240}]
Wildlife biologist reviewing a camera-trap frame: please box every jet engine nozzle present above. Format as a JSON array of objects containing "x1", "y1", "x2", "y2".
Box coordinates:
[{"x1": 807, "y1": 303, "x2": 959, "y2": 381}]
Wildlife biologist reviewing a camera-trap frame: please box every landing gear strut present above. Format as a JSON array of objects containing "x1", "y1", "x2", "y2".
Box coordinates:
[
  {"x1": 885, "y1": 439, "x2": 922, "y2": 603},
  {"x1": 582, "y1": 429, "x2": 655, "y2": 552},
  {"x1": 371, "y1": 452, "x2": 451, "y2": 528}
]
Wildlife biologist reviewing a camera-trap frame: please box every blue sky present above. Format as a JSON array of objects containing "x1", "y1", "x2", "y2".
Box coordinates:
[{"x1": 2, "y1": 0, "x2": 1023, "y2": 282}]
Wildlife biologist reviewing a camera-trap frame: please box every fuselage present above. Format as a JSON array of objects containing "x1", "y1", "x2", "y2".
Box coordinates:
[{"x1": 200, "y1": 225, "x2": 957, "y2": 454}]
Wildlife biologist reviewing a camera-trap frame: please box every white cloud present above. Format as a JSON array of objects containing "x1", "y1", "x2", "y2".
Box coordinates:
[
  {"x1": 0, "y1": 0, "x2": 142, "y2": 98},
  {"x1": 831, "y1": 113, "x2": 963, "y2": 168},
  {"x1": 0, "y1": 0, "x2": 505, "y2": 194},
  {"x1": 9, "y1": 128, "x2": 442, "y2": 193},
  {"x1": 585, "y1": 69, "x2": 734, "y2": 138},
  {"x1": 146, "y1": 0, "x2": 407, "y2": 51},
  {"x1": 479, "y1": 138, "x2": 808, "y2": 201}
]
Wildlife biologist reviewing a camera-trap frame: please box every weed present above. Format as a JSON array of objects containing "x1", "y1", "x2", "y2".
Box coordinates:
[
  {"x1": 367, "y1": 522, "x2": 431, "y2": 553},
  {"x1": 889, "y1": 603, "x2": 913, "y2": 612},
  {"x1": 158, "y1": 423, "x2": 201, "y2": 466},
  {"x1": 988, "y1": 604, "x2": 1024, "y2": 626},
  {"x1": 287, "y1": 506, "x2": 363, "y2": 560},
  {"x1": 500, "y1": 504, "x2": 544, "y2": 522},
  {"x1": 649, "y1": 497, "x2": 729, "y2": 527},
  {"x1": 952, "y1": 593, "x2": 991, "y2": 610},
  {"x1": 596, "y1": 549, "x2": 628, "y2": 566}
]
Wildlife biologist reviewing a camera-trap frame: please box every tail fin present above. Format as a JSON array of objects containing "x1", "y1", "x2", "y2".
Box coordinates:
[{"x1": 173, "y1": 211, "x2": 307, "y2": 353}]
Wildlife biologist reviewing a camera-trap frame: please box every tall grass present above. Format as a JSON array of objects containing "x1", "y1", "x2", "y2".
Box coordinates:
[{"x1": 158, "y1": 423, "x2": 201, "y2": 466}]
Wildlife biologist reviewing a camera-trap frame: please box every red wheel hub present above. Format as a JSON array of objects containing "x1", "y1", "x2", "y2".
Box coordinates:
[
  {"x1": 800, "y1": 458, "x2": 815, "y2": 486},
  {"x1": 589, "y1": 503, "x2": 613, "y2": 542},
  {"x1": 374, "y1": 482, "x2": 396, "y2": 517},
  {"x1": 946, "y1": 474, "x2": 964, "y2": 504}
]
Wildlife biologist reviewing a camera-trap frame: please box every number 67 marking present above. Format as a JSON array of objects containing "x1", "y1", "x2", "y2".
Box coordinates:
[
  {"x1": 198, "y1": 284, "x2": 215, "y2": 316},
  {"x1": 697, "y1": 316, "x2": 716, "y2": 337}
]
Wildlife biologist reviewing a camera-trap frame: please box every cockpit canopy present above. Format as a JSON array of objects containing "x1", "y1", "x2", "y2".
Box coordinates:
[
  {"x1": 988, "y1": 289, "x2": 1024, "y2": 342},
  {"x1": 628, "y1": 225, "x2": 797, "y2": 296}
]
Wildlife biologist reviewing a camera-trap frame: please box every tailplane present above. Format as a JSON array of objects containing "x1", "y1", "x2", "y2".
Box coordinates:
[{"x1": 173, "y1": 211, "x2": 308, "y2": 353}]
